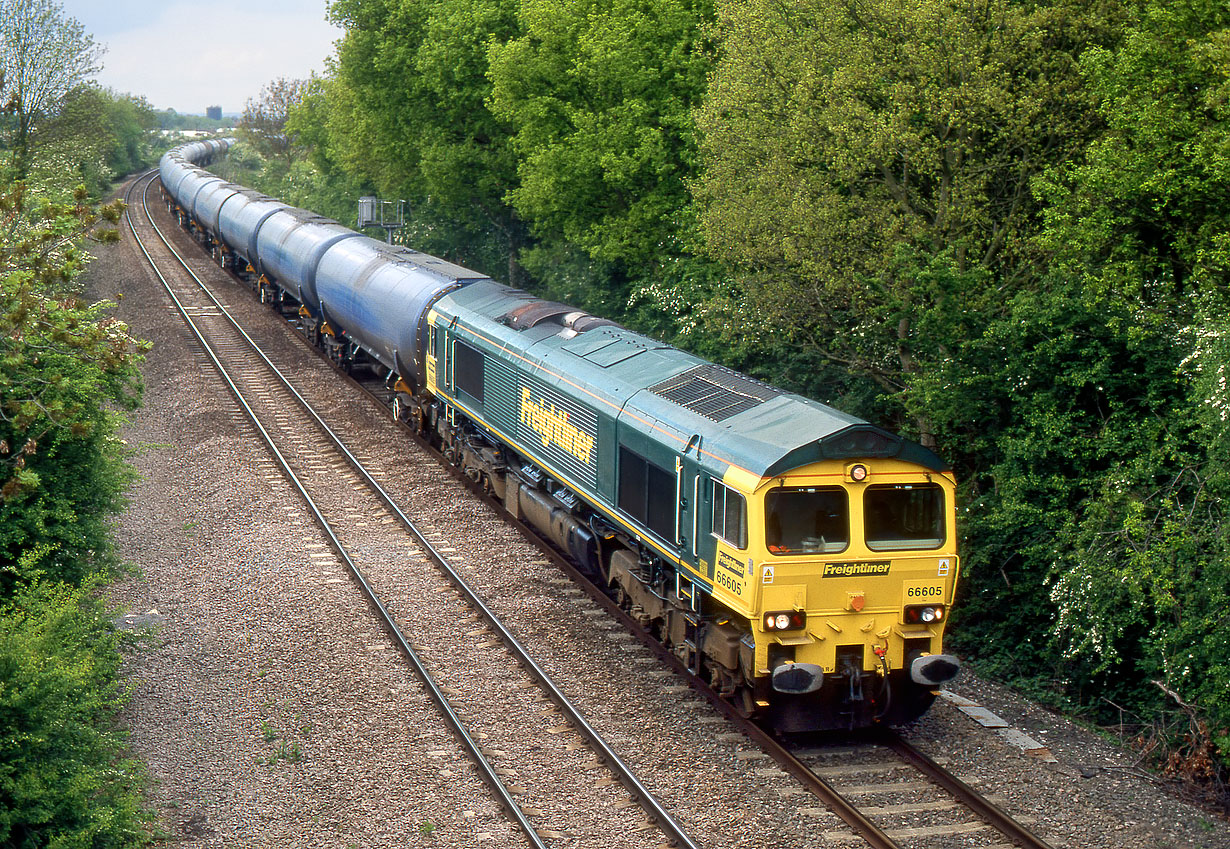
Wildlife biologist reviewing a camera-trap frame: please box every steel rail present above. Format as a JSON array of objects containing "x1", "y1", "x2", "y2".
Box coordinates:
[
  {"x1": 428, "y1": 466, "x2": 1051, "y2": 849},
  {"x1": 127, "y1": 170, "x2": 701, "y2": 849},
  {"x1": 878, "y1": 729, "x2": 1056, "y2": 849},
  {"x1": 125, "y1": 170, "x2": 549, "y2": 849}
]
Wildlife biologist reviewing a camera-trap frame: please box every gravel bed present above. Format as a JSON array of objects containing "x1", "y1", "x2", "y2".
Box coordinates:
[{"x1": 89, "y1": 182, "x2": 1230, "y2": 849}]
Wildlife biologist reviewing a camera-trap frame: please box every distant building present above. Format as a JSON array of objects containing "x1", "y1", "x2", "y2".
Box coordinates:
[{"x1": 206, "y1": 105, "x2": 222, "y2": 120}]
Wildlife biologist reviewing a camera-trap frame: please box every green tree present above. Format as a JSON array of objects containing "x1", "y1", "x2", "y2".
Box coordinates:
[
  {"x1": 239, "y1": 77, "x2": 308, "y2": 166},
  {"x1": 0, "y1": 580, "x2": 150, "y2": 847},
  {"x1": 0, "y1": 0, "x2": 104, "y2": 179},
  {"x1": 919, "y1": 275, "x2": 1189, "y2": 689},
  {"x1": 98, "y1": 90, "x2": 158, "y2": 179},
  {"x1": 1036, "y1": 0, "x2": 1230, "y2": 291},
  {"x1": 1035, "y1": 0, "x2": 1230, "y2": 763},
  {"x1": 276, "y1": 77, "x2": 372, "y2": 224},
  {"x1": 0, "y1": 183, "x2": 143, "y2": 592},
  {"x1": 487, "y1": 0, "x2": 715, "y2": 321},
  {"x1": 327, "y1": 0, "x2": 525, "y2": 280},
  {"x1": 13, "y1": 85, "x2": 158, "y2": 199},
  {"x1": 695, "y1": 0, "x2": 1118, "y2": 440}
]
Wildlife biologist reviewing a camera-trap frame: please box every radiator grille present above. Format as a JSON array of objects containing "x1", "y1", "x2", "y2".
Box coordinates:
[{"x1": 649, "y1": 364, "x2": 783, "y2": 422}]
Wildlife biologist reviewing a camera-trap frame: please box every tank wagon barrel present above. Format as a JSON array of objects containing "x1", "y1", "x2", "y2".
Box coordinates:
[{"x1": 159, "y1": 139, "x2": 962, "y2": 732}]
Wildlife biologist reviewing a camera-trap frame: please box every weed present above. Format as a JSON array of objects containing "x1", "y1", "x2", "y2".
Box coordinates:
[
  {"x1": 265, "y1": 740, "x2": 302, "y2": 765},
  {"x1": 418, "y1": 820, "x2": 436, "y2": 836}
]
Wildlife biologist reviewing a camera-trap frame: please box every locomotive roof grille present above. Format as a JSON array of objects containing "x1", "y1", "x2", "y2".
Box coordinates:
[{"x1": 650, "y1": 364, "x2": 784, "y2": 422}]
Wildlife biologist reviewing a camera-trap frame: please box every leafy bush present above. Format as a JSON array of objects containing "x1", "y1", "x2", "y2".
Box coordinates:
[
  {"x1": 0, "y1": 175, "x2": 153, "y2": 845},
  {"x1": 0, "y1": 186, "x2": 145, "y2": 594},
  {"x1": 0, "y1": 580, "x2": 150, "y2": 848}
]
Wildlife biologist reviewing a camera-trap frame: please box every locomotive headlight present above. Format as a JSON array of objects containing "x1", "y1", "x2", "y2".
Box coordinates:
[
  {"x1": 904, "y1": 604, "x2": 945, "y2": 625},
  {"x1": 763, "y1": 610, "x2": 807, "y2": 631}
]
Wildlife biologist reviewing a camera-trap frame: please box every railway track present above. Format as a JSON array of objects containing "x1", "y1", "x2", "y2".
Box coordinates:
[
  {"x1": 480, "y1": 520, "x2": 1057, "y2": 849},
  {"x1": 124, "y1": 169, "x2": 700, "y2": 849},
  {"x1": 129, "y1": 163, "x2": 1060, "y2": 849},
  {"x1": 331, "y1": 324, "x2": 1059, "y2": 849},
  {"x1": 767, "y1": 728, "x2": 1055, "y2": 849}
]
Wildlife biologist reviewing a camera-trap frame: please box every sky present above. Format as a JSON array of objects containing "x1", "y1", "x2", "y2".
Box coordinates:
[{"x1": 61, "y1": 0, "x2": 343, "y2": 115}]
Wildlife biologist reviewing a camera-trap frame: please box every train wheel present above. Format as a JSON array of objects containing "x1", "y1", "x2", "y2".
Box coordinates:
[{"x1": 392, "y1": 395, "x2": 405, "y2": 423}]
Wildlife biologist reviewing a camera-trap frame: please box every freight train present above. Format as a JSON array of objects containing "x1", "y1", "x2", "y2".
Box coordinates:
[{"x1": 159, "y1": 138, "x2": 961, "y2": 731}]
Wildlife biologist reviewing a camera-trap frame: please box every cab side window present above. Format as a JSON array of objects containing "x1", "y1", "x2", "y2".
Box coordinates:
[{"x1": 711, "y1": 480, "x2": 747, "y2": 549}]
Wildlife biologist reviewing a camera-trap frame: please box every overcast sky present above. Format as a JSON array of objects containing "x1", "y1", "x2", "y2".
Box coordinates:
[{"x1": 61, "y1": 0, "x2": 342, "y2": 114}]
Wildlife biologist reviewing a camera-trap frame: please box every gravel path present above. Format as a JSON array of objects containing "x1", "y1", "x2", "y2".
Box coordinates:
[{"x1": 89, "y1": 182, "x2": 1230, "y2": 849}]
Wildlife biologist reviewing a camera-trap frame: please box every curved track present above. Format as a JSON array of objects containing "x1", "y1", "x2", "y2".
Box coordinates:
[
  {"x1": 308, "y1": 253, "x2": 1061, "y2": 849},
  {"x1": 124, "y1": 169, "x2": 700, "y2": 849},
  {"x1": 131, "y1": 161, "x2": 1060, "y2": 849}
]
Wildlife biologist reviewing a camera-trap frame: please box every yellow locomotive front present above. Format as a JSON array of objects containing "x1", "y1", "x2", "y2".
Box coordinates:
[{"x1": 715, "y1": 456, "x2": 960, "y2": 731}]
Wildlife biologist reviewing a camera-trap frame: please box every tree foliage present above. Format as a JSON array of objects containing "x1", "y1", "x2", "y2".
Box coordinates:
[
  {"x1": 327, "y1": 0, "x2": 525, "y2": 279},
  {"x1": 0, "y1": 183, "x2": 143, "y2": 589},
  {"x1": 488, "y1": 0, "x2": 713, "y2": 281},
  {"x1": 25, "y1": 85, "x2": 158, "y2": 198},
  {"x1": 695, "y1": 0, "x2": 1119, "y2": 436},
  {"x1": 0, "y1": 0, "x2": 104, "y2": 180},
  {"x1": 238, "y1": 77, "x2": 309, "y2": 164},
  {"x1": 0, "y1": 1, "x2": 168, "y2": 840},
  {"x1": 1033, "y1": 0, "x2": 1230, "y2": 762},
  {"x1": 0, "y1": 177, "x2": 152, "y2": 849},
  {"x1": 0, "y1": 580, "x2": 150, "y2": 848}
]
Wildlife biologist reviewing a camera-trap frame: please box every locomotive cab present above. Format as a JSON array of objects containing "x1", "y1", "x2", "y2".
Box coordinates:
[{"x1": 713, "y1": 457, "x2": 961, "y2": 731}]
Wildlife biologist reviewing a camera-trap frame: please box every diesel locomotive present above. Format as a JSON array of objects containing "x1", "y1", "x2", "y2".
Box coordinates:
[{"x1": 159, "y1": 139, "x2": 961, "y2": 731}]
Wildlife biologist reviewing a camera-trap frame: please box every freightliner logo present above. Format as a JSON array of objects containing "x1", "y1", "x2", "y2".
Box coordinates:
[
  {"x1": 822, "y1": 561, "x2": 891, "y2": 578},
  {"x1": 520, "y1": 387, "x2": 595, "y2": 465}
]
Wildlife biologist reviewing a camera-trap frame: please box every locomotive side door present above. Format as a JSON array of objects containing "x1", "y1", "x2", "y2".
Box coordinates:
[
  {"x1": 425, "y1": 321, "x2": 438, "y2": 393},
  {"x1": 675, "y1": 444, "x2": 702, "y2": 615},
  {"x1": 677, "y1": 435, "x2": 705, "y2": 592}
]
